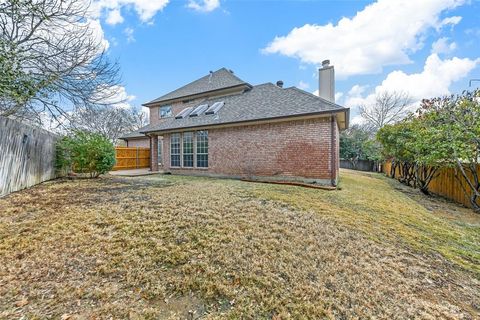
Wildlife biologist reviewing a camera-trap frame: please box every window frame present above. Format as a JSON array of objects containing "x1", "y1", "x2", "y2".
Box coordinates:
[
  {"x1": 182, "y1": 131, "x2": 194, "y2": 168},
  {"x1": 170, "y1": 133, "x2": 181, "y2": 167},
  {"x1": 196, "y1": 130, "x2": 208, "y2": 168},
  {"x1": 159, "y1": 105, "x2": 173, "y2": 118},
  {"x1": 169, "y1": 130, "x2": 208, "y2": 169}
]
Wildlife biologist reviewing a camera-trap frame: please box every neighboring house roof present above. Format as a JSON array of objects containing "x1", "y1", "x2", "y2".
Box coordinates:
[
  {"x1": 141, "y1": 83, "x2": 348, "y2": 134},
  {"x1": 144, "y1": 68, "x2": 251, "y2": 106},
  {"x1": 119, "y1": 124, "x2": 152, "y2": 140}
]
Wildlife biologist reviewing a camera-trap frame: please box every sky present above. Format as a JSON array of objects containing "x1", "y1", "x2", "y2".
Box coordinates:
[{"x1": 88, "y1": 0, "x2": 480, "y2": 123}]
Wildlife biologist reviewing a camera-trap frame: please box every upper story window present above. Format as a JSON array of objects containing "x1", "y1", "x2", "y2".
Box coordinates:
[{"x1": 159, "y1": 106, "x2": 173, "y2": 118}]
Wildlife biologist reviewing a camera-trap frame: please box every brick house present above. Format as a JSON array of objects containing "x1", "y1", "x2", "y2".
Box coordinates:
[{"x1": 120, "y1": 61, "x2": 349, "y2": 185}]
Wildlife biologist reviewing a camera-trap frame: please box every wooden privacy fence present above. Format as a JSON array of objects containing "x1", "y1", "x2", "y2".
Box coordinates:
[
  {"x1": 383, "y1": 161, "x2": 480, "y2": 209},
  {"x1": 340, "y1": 159, "x2": 381, "y2": 172},
  {"x1": 0, "y1": 116, "x2": 58, "y2": 197},
  {"x1": 113, "y1": 147, "x2": 150, "y2": 170}
]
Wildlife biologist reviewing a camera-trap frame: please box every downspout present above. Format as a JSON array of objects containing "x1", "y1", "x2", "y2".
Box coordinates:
[{"x1": 330, "y1": 114, "x2": 337, "y2": 187}]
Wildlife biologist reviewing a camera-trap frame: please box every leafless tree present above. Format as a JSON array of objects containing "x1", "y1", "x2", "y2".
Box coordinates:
[
  {"x1": 359, "y1": 91, "x2": 412, "y2": 132},
  {"x1": 0, "y1": 0, "x2": 122, "y2": 125},
  {"x1": 69, "y1": 106, "x2": 149, "y2": 143}
]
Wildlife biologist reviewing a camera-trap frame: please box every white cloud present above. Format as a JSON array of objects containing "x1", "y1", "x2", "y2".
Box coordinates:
[
  {"x1": 84, "y1": 18, "x2": 110, "y2": 52},
  {"x1": 124, "y1": 27, "x2": 135, "y2": 43},
  {"x1": 297, "y1": 81, "x2": 310, "y2": 90},
  {"x1": 335, "y1": 92, "x2": 344, "y2": 102},
  {"x1": 344, "y1": 54, "x2": 479, "y2": 110},
  {"x1": 106, "y1": 8, "x2": 124, "y2": 25},
  {"x1": 187, "y1": 0, "x2": 220, "y2": 12},
  {"x1": 440, "y1": 15, "x2": 462, "y2": 27},
  {"x1": 431, "y1": 37, "x2": 457, "y2": 54},
  {"x1": 100, "y1": 85, "x2": 137, "y2": 109},
  {"x1": 90, "y1": 0, "x2": 169, "y2": 24},
  {"x1": 263, "y1": 0, "x2": 466, "y2": 77}
]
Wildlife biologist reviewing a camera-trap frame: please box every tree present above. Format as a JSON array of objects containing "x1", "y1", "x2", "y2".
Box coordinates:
[
  {"x1": 377, "y1": 120, "x2": 417, "y2": 186},
  {"x1": 56, "y1": 131, "x2": 115, "y2": 178},
  {"x1": 419, "y1": 91, "x2": 480, "y2": 211},
  {"x1": 360, "y1": 91, "x2": 412, "y2": 132},
  {"x1": 340, "y1": 125, "x2": 381, "y2": 169},
  {"x1": 377, "y1": 90, "x2": 480, "y2": 205},
  {"x1": 69, "y1": 106, "x2": 149, "y2": 143},
  {"x1": 0, "y1": 0, "x2": 121, "y2": 124}
]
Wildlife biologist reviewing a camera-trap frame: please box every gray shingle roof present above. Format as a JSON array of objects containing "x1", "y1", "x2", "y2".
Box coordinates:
[
  {"x1": 144, "y1": 68, "x2": 250, "y2": 105},
  {"x1": 141, "y1": 83, "x2": 348, "y2": 134},
  {"x1": 119, "y1": 124, "x2": 153, "y2": 139}
]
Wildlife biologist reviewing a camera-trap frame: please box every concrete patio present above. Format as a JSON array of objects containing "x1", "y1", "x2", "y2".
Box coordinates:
[{"x1": 108, "y1": 168, "x2": 163, "y2": 177}]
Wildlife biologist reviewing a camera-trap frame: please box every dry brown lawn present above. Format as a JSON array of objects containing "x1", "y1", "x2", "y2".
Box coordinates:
[{"x1": 0, "y1": 169, "x2": 479, "y2": 319}]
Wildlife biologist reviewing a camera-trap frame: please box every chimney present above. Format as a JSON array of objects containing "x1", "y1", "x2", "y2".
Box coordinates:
[
  {"x1": 319, "y1": 59, "x2": 335, "y2": 102},
  {"x1": 276, "y1": 80, "x2": 284, "y2": 88}
]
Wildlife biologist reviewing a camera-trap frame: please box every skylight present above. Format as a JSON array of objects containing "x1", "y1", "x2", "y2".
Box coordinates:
[
  {"x1": 205, "y1": 101, "x2": 224, "y2": 115},
  {"x1": 189, "y1": 104, "x2": 209, "y2": 117},
  {"x1": 175, "y1": 107, "x2": 194, "y2": 119}
]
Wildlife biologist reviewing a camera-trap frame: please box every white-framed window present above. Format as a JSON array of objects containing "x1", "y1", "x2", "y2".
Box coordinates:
[
  {"x1": 183, "y1": 132, "x2": 194, "y2": 167},
  {"x1": 159, "y1": 106, "x2": 173, "y2": 118},
  {"x1": 196, "y1": 131, "x2": 208, "y2": 168},
  {"x1": 170, "y1": 133, "x2": 181, "y2": 167},
  {"x1": 169, "y1": 131, "x2": 208, "y2": 168}
]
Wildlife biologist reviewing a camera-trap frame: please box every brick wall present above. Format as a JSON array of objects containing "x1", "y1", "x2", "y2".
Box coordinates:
[
  {"x1": 158, "y1": 117, "x2": 339, "y2": 184},
  {"x1": 150, "y1": 135, "x2": 158, "y2": 171},
  {"x1": 149, "y1": 98, "x2": 207, "y2": 126},
  {"x1": 126, "y1": 138, "x2": 150, "y2": 148}
]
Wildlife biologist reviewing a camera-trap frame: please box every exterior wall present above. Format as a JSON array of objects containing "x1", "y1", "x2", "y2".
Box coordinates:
[
  {"x1": 125, "y1": 137, "x2": 150, "y2": 148},
  {"x1": 149, "y1": 98, "x2": 205, "y2": 126},
  {"x1": 159, "y1": 117, "x2": 339, "y2": 184},
  {"x1": 150, "y1": 135, "x2": 158, "y2": 171},
  {"x1": 148, "y1": 89, "x2": 246, "y2": 126}
]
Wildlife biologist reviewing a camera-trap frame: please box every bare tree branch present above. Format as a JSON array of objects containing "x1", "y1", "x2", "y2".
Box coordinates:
[
  {"x1": 0, "y1": 0, "x2": 123, "y2": 126},
  {"x1": 360, "y1": 91, "x2": 412, "y2": 132}
]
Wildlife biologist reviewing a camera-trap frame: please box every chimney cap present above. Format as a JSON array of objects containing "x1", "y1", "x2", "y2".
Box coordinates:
[
  {"x1": 321, "y1": 59, "x2": 330, "y2": 68},
  {"x1": 276, "y1": 80, "x2": 284, "y2": 88}
]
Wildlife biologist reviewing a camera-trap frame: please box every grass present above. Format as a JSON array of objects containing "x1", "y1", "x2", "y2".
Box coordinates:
[{"x1": 0, "y1": 169, "x2": 479, "y2": 319}]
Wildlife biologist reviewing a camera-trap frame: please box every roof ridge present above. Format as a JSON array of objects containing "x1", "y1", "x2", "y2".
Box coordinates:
[{"x1": 144, "y1": 68, "x2": 250, "y2": 106}]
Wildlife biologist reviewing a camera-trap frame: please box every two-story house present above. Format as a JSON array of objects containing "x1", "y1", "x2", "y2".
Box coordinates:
[{"x1": 120, "y1": 61, "x2": 349, "y2": 186}]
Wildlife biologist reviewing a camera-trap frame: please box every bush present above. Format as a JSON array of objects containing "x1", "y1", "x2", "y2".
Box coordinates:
[{"x1": 56, "y1": 131, "x2": 115, "y2": 178}]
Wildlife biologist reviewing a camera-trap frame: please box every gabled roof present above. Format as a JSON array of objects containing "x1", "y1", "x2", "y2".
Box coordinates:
[
  {"x1": 119, "y1": 124, "x2": 152, "y2": 140},
  {"x1": 141, "y1": 83, "x2": 349, "y2": 134},
  {"x1": 144, "y1": 68, "x2": 251, "y2": 106}
]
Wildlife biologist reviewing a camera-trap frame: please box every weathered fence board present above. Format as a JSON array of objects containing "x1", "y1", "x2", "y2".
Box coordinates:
[
  {"x1": 113, "y1": 147, "x2": 150, "y2": 170},
  {"x1": 0, "y1": 117, "x2": 58, "y2": 197},
  {"x1": 340, "y1": 159, "x2": 380, "y2": 172},
  {"x1": 383, "y1": 161, "x2": 480, "y2": 209}
]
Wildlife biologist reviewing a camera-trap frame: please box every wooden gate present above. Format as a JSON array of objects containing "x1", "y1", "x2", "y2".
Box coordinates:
[{"x1": 113, "y1": 147, "x2": 150, "y2": 170}]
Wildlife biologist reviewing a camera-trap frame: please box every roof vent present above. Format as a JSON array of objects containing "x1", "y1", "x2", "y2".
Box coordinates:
[
  {"x1": 189, "y1": 104, "x2": 209, "y2": 117},
  {"x1": 276, "y1": 80, "x2": 284, "y2": 88},
  {"x1": 205, "y1": 101, "x2": 225, "y2": 115},
  {"x1": 208, "y1": 70, "x2": 213, "y2": 83},
  {"x1": 175, "y1": 107, "x2": 194, "y2": 119},
  {"x1": 229, "y1": 69, "x2": 234, "y2": 74},
  {"x1": 322, "y1": 60, "x2": 330, "y2": 68}
]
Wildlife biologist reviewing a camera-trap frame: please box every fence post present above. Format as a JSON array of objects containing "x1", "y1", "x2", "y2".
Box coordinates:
[{"x1": 136, "y1": 147, "x2": 139, "y2": 169}]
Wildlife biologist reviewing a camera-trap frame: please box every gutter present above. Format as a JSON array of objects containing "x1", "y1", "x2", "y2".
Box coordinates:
[{"x1": 330, "y1": 114, "x2": 337, "y2": 187}]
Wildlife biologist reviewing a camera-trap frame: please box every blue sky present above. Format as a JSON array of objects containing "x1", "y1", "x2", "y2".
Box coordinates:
[{"x1": 90, "y1": 0, "x2": 480, "y2": 122}]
